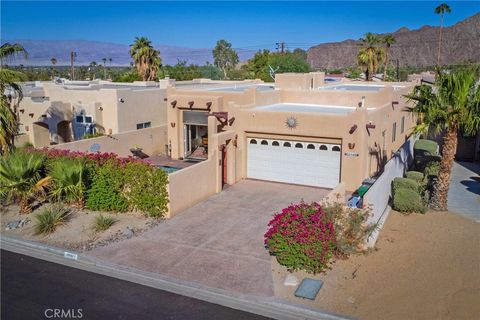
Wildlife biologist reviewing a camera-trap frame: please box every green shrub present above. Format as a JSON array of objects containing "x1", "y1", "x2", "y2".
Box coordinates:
[
  {"x1": 414, "y1": 139, "x2": 438, "y2": 157},
  {"x1": 424, "y1": 160, "x2": 440, "y2": 180},
  {"x1": 48, "y1": 157, "x2": 85, "y2": 205},
  {"x1": 393, "y1": 188, "x2": 427, "y2": 214},
  {"x1": 34, "y1": 204, "x2": 70, "y2": 234},
  {"x1": 82, "y1": 132, "x2": 104, "y2": 139},
  {"x1": 85, "y1": 161, "x2": 128, "y2": 212},
  {"x1": 406, "y1": 171, "x2": 424, "y2": 183},
  {"x1": 415, "y1": 155, "x2": 442, "y2": 172},
  {"x1": 92, "y1": 214, "x2": 116, "y2": 232},
  {"x1": 392, "y1": 177, "x2": 421, "y2": 196}
]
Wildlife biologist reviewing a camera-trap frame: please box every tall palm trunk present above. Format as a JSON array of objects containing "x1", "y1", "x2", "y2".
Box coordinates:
[
  {"x1": 431, "y1": 127, "x2": 457, "y2": 211},
  {"x1": 437, "y1": 13, "x2": 444, "y2": 66},
  {"x1": 383, "y1": 50, "x2": 389, "y2": 81}
]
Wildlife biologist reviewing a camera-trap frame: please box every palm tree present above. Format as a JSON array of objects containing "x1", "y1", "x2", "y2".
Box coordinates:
[
  {"x1": 0, "y1": 151, "x2": 51, "y2": 213},
  {"x1": 129, "y1": 37, "x2": 161, "y2": 81},
  {"x1": 48, "y1": 158, "x2": 85, "y2": 206},
  {"x1": 435, "y1": 3, "x2": 452, "y2": 66},
  {"x1": 357, "y1": 33, "x2": 384, "y2": 81},
  {"x1": 404, "y1": 67, "x2": 480, "y2": 211},
  {"x1": 382, "y1": 35, "x2": 396, "y2": 81},
  {"x1": 50, "y1": 57, "x2": 57, "y2": 78},
  {"x1": 102, "y1": 58, "x2": 107, "y2": 79},
  {"x1": 0, "y1": 43, "x2": 28, "y2": 154},
  {"x1": 89, "y1": 61, "x2": 97, "y2": 79}
]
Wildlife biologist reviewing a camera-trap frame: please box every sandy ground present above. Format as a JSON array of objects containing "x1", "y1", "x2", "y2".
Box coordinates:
[
  {"x1": 1, "y1": 204, "x2": 154, "y2": 251},
  {"x1": 273, "y1": 210, "x2": 480, "y2": 320}
]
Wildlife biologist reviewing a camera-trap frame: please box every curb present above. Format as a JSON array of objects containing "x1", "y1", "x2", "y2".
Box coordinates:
[{"x1": 1, "y1": 235, "x2": 354, "y2": 320}]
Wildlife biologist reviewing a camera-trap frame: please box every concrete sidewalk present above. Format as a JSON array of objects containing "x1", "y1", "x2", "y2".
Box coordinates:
[
  {"x1": 88, "y1": 180, "x2": 328, "y2": 297},
  {"x1": 447, "y1": 161, "x2": 480, "y2": 222}
]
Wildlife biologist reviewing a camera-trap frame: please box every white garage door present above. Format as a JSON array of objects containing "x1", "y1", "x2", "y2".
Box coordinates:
[{"x1": 247, "y1": 138, "x2": 341, "y2": 188}]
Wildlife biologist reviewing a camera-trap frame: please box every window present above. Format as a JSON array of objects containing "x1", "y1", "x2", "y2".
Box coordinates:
[
  {"x1": 319, "y1": 145, "x2": 328, "y2": 150},
  {"x1": 250, "y1": 139, "x2": 257, "y2": 144},
  {"x1": 261, "y1": 140, "x2": 268, "y2": 145},
  {"x1": 84, "y1": 116, "x2": 93, "y2": 124},
  {"x1": 75, "y1": 116, "x2": 83, "y2": 123},
  {"x1": 75, "y1": 115, "x2": 94, "y2": 124},
  {"x1": 283, "y1": 142, "x2": 291, "y2": 147},
  {"x1": 307, "y1": 144, "x2": 315, "y2": 149},
  {"x1": 332, "y1": 146, "x2": 341, "y2": 152},
  {"x1": 272, "y1": 141, "x2": 280, "y2": 146},
  {"x1": 295, "y1": 143, "x2": 303, "y2": 148},
  {"x1": 136, "y1": 122, "x2": 152, "y2": 130},
  {"x1": 392, "y1": 122, "x2": 397, "y2": 142},
  {"x1": 401, "y1": 116, "x2": 405, "y2": 134}
]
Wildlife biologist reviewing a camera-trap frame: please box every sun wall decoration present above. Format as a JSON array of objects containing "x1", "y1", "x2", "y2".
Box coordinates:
[{"x1": 285, "y1": 116, "x2": 298, "y2": 129}]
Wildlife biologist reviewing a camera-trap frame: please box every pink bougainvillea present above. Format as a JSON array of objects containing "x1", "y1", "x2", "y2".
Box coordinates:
[{"x1": 264, "y1": 201, "x2": 336, "y2": 274}]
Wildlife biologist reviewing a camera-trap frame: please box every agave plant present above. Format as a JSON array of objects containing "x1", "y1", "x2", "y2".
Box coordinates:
[
  {"x1": 48, "y1": 157, "x2": 85, "y2": 206},
  {"x1": 0, "y1": 151, "x2": 50, "y2": 213}
]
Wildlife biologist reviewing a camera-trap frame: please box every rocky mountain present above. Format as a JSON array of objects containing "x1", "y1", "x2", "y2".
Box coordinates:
[
  {"x1": 307, "y1": 13, "x2": 480, "y2": 70},
  {"x1": 1, "y1": 39, "x2": 256, "y2": 66}
]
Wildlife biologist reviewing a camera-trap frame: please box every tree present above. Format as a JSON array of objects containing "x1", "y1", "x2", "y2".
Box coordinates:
[
  {"x1": 0, "y1": 43, "x2": 28, "y2": 154},
  {"x1": 357, "y1": 33, "x2": 384, "y2": 81},
  {"x1": 102, "y1": 58, "x2": 107, "y2": 79},
  {"x1": 212, "y1": 40, "x2": 239, "y2": 79},
  {"x1": 404, "y1": 67, "x2": 480, "y2": 211},
  {"x1": 382, "y1": 35, "x2": 396, "y2": 81},
  {"x1": 129, "y1": 37, "x2": 161, "y2": 81},
  {"x1": 50, "y1": 57, "x2": 57, "y2": 78},
  {"x1": 435, "y1": 3, "x2": 451, "y2": 66}
]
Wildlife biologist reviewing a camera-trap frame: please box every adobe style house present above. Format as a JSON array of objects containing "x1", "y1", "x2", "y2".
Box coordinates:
[
  {"x1": 166, "y1": 72, "x2": 416, "y2": 192},
  {"x1": 14, "y1": 80, "x2": 169, "y2": 147}
]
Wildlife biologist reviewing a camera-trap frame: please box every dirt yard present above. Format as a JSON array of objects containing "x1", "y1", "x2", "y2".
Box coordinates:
[
  {"x1": 273, "y1": 210, "x2": 480, "y2": 320},
  {"x1": 1, "y1": 204, "x2": 157, "y2": 251}
]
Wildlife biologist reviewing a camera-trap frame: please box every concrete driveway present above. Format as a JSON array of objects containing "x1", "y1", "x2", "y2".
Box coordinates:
[{"x1": 89, "y1": 180, "x2": 328, "y2": 296}]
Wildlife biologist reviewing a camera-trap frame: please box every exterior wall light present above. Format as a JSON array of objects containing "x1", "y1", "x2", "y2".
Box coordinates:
[
  {"x1": 170, "y1": 122, "x2": 176, "y2": 128},
  {"x1": 29, "y1": 113, "x2": 34, "y2": 118},
  {"x1": 119, "y1": 98, "x2": 125, "y2": 103},
  {"x1": 171, "y1": 100, "x2": 177, "y2": 108},
  {"x1": 348, "y1": 143, "x2": 355, "y2": 149}
]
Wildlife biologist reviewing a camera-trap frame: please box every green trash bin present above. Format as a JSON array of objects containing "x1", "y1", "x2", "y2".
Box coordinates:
[{"x1": 357, "y1": 184, "x2": 370, "y2": 198}]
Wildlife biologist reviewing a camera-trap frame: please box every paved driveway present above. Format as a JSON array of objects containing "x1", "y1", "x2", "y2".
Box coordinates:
[
  {"x1": 89, "y1": 180, "x2": 328, "y2": 296},
  {"x1": 447, "y1": 161, "x2": 480, "y2": 222}
]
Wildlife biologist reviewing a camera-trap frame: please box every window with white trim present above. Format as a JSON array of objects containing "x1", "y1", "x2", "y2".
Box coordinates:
[{"x1": 136, "y1": 122, "x2": 152, "y2": 130}]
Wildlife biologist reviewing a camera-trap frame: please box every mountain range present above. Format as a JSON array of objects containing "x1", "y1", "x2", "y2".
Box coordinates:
[
  {"x1": 307, "y1": 13, "x2": 480, "y2": 69},
  {"x1": 1, "y1": 40, "x2": 257, "y2": 66}
]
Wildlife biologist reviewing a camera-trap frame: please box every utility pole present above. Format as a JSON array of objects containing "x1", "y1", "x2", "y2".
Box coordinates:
[
  {"x1": 70, "y1": 51, "x2": 76, "y2": 80},
  {"x1": 275, "y1": 42, "x2": 285, "y2": 54}
]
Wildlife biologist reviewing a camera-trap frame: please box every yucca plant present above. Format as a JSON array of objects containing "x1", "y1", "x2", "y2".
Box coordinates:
[
  {"x1": 0, "y1": 151, "x2": 50, "y2": 213},
  {"x1": 48, "y1": 157, "x2": 85, "y2": 206},
  {"x1": 92, "y1": 214, "x2": 116, "y2": 232},
  {"x1": 34, "y1": 204, "x2": 69, "y2": 235}
]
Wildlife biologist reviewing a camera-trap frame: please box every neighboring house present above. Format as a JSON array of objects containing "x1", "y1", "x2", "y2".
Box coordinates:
[
  {"x1": 166, "y1": 72, "x2": 416, "y2": 192},
  {"x1": 14, "y1": 80, "x2": 169, "y2": 147}
]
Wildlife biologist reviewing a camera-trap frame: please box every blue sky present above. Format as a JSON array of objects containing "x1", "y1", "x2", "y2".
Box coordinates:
[{"x1": 2, "y1": 1, "x2": 479, "y2": 49}]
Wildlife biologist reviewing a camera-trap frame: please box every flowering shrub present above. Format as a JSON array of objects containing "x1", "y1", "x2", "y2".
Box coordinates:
[
  {"x1": 264, "y1": 202, "x2": 336, "y2": 274},
  {"x1": 265, "y1": 201, "x2": 374, "y2": 274}
]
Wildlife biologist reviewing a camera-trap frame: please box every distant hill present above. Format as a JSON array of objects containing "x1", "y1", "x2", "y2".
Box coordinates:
[
  {"x1": 307, "y1": 13, "x2": 480, "y2": 70},
  {"x1": 1, "y1": 39, "x2": 256, "y2": 66}
]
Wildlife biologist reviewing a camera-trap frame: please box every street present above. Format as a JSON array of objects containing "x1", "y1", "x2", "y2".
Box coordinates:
[{"x1": 1, "y1": 250, "x2": 271, "y2": 320}]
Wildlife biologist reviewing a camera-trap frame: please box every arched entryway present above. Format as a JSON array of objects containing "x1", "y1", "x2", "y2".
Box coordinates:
[{"x1": 57, "y1": 120, "x2": 72, "y2": 143}]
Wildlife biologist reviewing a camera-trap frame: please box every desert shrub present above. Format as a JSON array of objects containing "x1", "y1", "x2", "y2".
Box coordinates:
[
  {"x1": 414, "y1": 139, "x2": 438, "y2": 157},
  {"x1": 92, "y1": 214, "x2": 116, "y2": 231},
  {"x1": 0, "y1": 151, "x2": 50, "y2": 213},
  {"x1": 415, "y1": 155, "x2": 442, "y2": 172},
  {"x1": 264, "y1": 202, "x2": 336, "y2": 274},
  {"x1": 123, "y1": 162, "x2": 169, "y2": 218},
  {"x1": 34, "y1": 204, "x2": 70, "y2": 234},
  {"x1": 82, "y1": 132, "x2": 104, "y2": 140},
  {"x1": 406, "y1": 171, "x2": 424, "y2": 183},
  {"x1": 322, "y1": 202, "x2": 375, "y2": 257},
  {"x1": 424, "y1": 160, "x2": 441, "y2": 180},
  {"x1": 392, "y1": 177, "x2": 421, "y2": 196},
  {"x1": 393, "y1": 188, "x2": 427, "y2": 214},
  {"x1": 48, "y1": 157, "x2": 85, "y2": 205},
  {"x1": 85, "y1": 160, "x2": 128, "y2": 212}
]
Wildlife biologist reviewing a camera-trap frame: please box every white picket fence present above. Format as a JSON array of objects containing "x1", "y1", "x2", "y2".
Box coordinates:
[{"x1": 364, "y1": 135, "x2": 417, "y2": 247}]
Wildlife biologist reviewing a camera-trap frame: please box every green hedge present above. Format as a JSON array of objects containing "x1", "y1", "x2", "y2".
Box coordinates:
[
  {"x1": 406, "y1": 171, "x2": 424, "y2": 182},
  {"x1": 393, "y1": 188, "x2": 427, "y2": 214},
  {"x1": 414, "y1": 139, "x2": 438, "y2": 157},
  {"x1": 392, "y1": 177, "x2": 421, "y2": 196}
]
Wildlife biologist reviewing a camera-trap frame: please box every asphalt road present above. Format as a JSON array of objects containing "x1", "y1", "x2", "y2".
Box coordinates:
[{"x1": 1, "y1": 250, "x2": 272, "y2": 320}]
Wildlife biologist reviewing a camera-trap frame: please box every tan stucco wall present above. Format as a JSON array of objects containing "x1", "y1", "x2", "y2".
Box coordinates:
[{"x1": 49, "y1": 125, "x2": 168, "y2": 157}]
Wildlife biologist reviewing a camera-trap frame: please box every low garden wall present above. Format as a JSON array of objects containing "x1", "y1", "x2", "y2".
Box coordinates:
[
  {"x1": 364, "y1": 135, "x2": 417, "y2": 247},
  {"x1": 50, "y1": 125, "x2": 168, "y2": 157},
  {"x1": 167, "y1": 157, "x2": 217, "y2": 218},
  {"x1": 323, "y1": 182, "x2": 346, "y2": 204}
]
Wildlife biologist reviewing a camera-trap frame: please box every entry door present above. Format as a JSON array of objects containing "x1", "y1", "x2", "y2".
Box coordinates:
[{"x1": 247, "y1": 138, "x2": 341, "y2": 188}]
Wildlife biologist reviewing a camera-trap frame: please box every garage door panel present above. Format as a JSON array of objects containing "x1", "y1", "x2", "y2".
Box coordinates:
[{"x1": 247, "y1": 138, "x2": 340, "y2": 188}]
